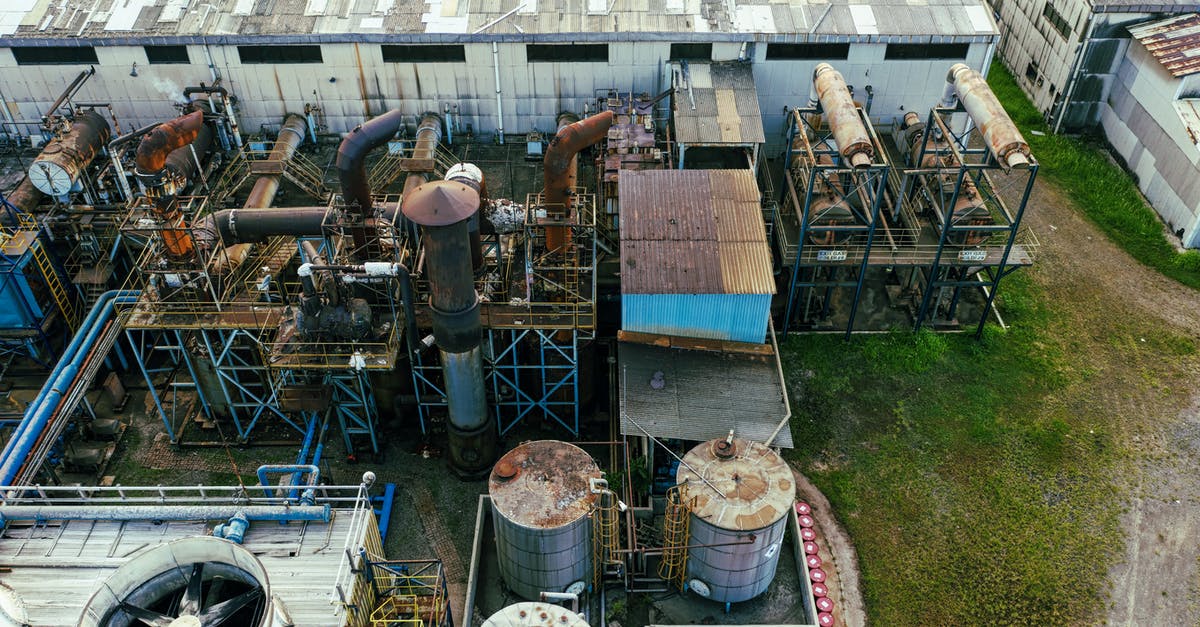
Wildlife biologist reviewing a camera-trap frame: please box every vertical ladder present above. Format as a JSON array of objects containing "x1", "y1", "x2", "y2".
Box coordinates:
[
  {"x1": 658, "y1": 485, "x2": 692, "y2": 590},
  {"x1": 592, "y1": 489, "x2": 622, "y2": 586},
  {"x1": 30, "y1": 238, "x2": 78, "y2": 329}
]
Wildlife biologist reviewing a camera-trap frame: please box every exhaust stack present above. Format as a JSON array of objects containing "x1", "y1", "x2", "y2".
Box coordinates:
[
  {"x1": 812, "y1": 64, "x2": 874, "y2": 168},
  {"x1": 945, "y1": 63, "x2": 1031, "y2": 169},
  {"x1": 402, "y1": 180, "x2": 496, "y2": 477},
  {"x1": 543, "y1": 110, "x2": 614, "y2": 253},
  {"x1": 135, "y1": 108, "x2": 211, "y2": 259}
]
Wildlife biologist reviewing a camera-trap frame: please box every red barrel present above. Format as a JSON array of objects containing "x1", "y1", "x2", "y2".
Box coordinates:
[
  {"x1": 816, "y1": 596, "x2": 834, "y2": 613},
  {"x1": 806, "y1": 554, "x2": 823, "y2": 569},
  {"x1": 801, "y1": 527, "x2": 817, "y2": 541},
  {"x1": 818, "y1": 611, "x2": 835, "y2": 626},
  {"x1": 804, "y1": 541, "x2": 819, "y2": 555},
  {"x1": 796, "y1": 501, "x2": 812, "y2": 515},
  {"x1": 799, "y1": 514, "x2": 815, "y2": 528},
  {"x1": 810, "y1": 568, "x2": 826, "y2": 583},
  {"x1": 812, "y1": 582, "x2": 829, "y2": 597}
]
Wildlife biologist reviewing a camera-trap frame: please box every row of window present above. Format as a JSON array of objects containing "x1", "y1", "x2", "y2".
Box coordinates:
[
  {"x1": 8, "y1": 42, "x2": 971, "y2": 66},
  {"x1": 1041, "y1": 2, "x2": 1072, "y2": 40}
]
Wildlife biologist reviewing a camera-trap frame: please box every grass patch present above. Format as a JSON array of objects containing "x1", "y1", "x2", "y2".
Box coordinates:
[
  {"x1": 987, "y1": 60, "x2": 1200, "y2": 289},
  {"x1": 781, "y1": 274, "x2": 1130, "y2": 624}
]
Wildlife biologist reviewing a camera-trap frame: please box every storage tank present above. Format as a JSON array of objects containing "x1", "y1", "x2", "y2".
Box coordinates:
[
  {"x1": 483, "y1": 602, "x2": 590, "y2": 627},
  {"x1": 28, "y1": 110, "x2": 110, "y2": 196},
  {"x1": 489, "y1": 440, "x2": 602, "y2": 599},
  {"x1": 676, "y1": 436, "x2": 796, "y2": 603}
]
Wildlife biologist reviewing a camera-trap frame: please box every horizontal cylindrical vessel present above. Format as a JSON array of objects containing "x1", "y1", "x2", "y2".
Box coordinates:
[
  {"x1": 813, "y1": 64, "x2": 873, "y2": 168},
  {"x1": 677, "y1": 437, "x2": 796, "y2": 604},
  {"x1": 29, "y1": 109, "x2": 111, "y2": 196},
  {"x1": 946, "y1": 63, "x2": 1031, "y2": 169},
  {"x1": 490, "y1": 440, "x2": 601, "y2": 599}
]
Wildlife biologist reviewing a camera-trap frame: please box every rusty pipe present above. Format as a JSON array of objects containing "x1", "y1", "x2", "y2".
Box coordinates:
[
  {"x1": 813, "y1": 64, "x2": 873, "y2": 168},
  {"x1": 28, "y1": 110, "x2": 111, "y2": 196},
  {"x1": 337, "y1": 109, "x2": 409, "y2": 216},
  {"x1": 3, "y1": 178, "x2": 43, "y2": 218},
  {"x1": 134, "y1": 110, "x2": 204, "y2": 176},
  {"x1": 946, "y1": 63, "x2": 1031, "y2": 169},
  {"x1": 544, "y1": 110, "x2": 614, "y2": 253},
  {"x1": 242, "y1": 114, "x2": 308, "y2": 208}
]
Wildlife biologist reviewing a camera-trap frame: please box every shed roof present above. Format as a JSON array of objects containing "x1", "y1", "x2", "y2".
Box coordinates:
[
  {"x1": 1129, "y1": 12, "x2": 1200, "y2": 77},
  {"x1": 672, "y1": 62, "x2": 766, "y2": 146},
  {"x1": 620, "y1": 169, "x2": 773, "y2": 295},
  {"x1": 618, "y1": 341, "x2": 793, "y2": 448}
]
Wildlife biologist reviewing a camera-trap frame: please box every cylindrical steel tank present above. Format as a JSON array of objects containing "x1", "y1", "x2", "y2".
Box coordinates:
[
  {"x1": 482, "y1": 602, "x2": 590, "y2": 627},
  {"x1": 489, "y1": 440, "x2": 602, "y2": 600},
  {"x1": 28, "y1": 110, "x2": 111, "y2": 196},
  {"x1": 812, "y1": 63, "x2": 873, "y2": 168},
  {"x1": 677, "y1": 437, "x2": 796, "y2": 604}
]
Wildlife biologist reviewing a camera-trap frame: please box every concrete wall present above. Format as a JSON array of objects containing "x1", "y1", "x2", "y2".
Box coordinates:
[
  {"x1": 0, "y1": 40, "x2": 990, "y2": 149},
  {"x1": 989, "y1": 0, "x2": 1091, "y2": 117},
  {"x1": 1100, "y1": 41, "x2": 1200, "y2": 246}
]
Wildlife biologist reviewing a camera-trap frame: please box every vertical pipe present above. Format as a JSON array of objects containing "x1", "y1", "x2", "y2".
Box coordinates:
[
  {"x1": 492, "y1": 43, "x2": 505, "y2": 145},
  {"x1": 543, "y1": 110, "x2": 614, "y2": 253}
]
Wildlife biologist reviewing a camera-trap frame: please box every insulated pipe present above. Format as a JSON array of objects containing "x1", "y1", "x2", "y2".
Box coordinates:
[
  {"x1": 134, "y1": 109, "x2": 204, "y2": 176},
  {"x1": 445, "y1": 162, "x2": 486, "y2": 273},
  {"x1": 28, "y1": 110, "x2": 111, "y2": 196},
  {"x1": 0, "y1": 504, "x2": 331, "y2": 523},
  {"x1": 0, "y1": 290, "x2": 139, "y2": 486},
  {"x1": 3, "y1": 178, "x2": 43, "y2": 215},
  {"x1": 946, "y1": 63, "x2": 1031, "y2": 169},
  {"x1": 812, "y1": 64, "x2": 873, "y2": 168},
  {"x1": 543, "y1": 110, "x2": 614, "y2": 253},
  {"x1": 242, "y1": 114, "x2": 308, "y2": 210},
  {"x1": 337, "y1": 109, "x2": 407, "y2": 217},
  {"x1": 163, "y1": 103, "x2": 215, "y2": 184},
  {"x1": 401, "y1": 180, "x2": 495, "y2": 477}
]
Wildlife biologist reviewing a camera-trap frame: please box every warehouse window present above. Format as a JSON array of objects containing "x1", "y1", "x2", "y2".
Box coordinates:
[
  {"x1": 526, "y1": 44, "x2": 608, "y2": 62},
  {"x1": 11, "y1": 46, "x2": 99, "y2": 65},
  {"x1": 237, "y1": 45, "x2": 323, "y2": 64},
  {"x1": 1042, "y1": 2, "x2": 1072, "y2": 40},
  {"x1": 765, "y1": 43, "x2": 850, "y2": 60},
  {"x1": 381, "y1": 45, "x2": 466, "y2": 62},
  {"x1": 145, "y1": 45, "x2": 190, "y2": 64},
  {"x1": 884, "y1": 43, "x2": 969, "y2": 60},
  {"x1": 1025, "y1": 61, "x2": 1039, "y2": 83},
  {"x1": 670, "y1": 43, "x2": 712, "y2": 60}
]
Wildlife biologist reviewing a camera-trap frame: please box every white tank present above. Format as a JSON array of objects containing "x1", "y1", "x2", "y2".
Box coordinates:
[
  {"x1": 489, "y1": 440, "x2": 601, "y2": 600},
  {"x1": 482, "y1": 602, "x2": 590, "y2": 627},
  {"x1": 677, "y1": 437, "x2": 796, "y2": 604}
]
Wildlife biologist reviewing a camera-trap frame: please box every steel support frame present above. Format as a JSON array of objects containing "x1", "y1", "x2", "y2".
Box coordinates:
[
  {"x1": 486, "y1": 327, "x2": 585, "y2": 437},
  {"x1": 327, "y1": 368, "x2": 380, "y2": 458}
]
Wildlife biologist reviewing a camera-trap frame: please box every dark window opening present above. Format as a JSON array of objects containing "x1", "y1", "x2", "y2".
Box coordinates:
[
  {"x1": 765, "y1": 43, "x2": 850, "y2": 60},
  {"x1": 237, "y1": 45, "x2": 323, "y2": 64},
  {"x1": 884, "y1": 43, "x2": 970, "y2": 60},
  {"x1": 1025, "y1": 61, "x2": 1039, "y2": 83},
  {"x1": 669, "y1": 43, "x2": 713, "y2": 60},
  {"x1": 1042, "y1": 2, "x2": 1072, "y2": 40},
  {"x1": 381, "y1": 44, "x2": 466, "y2": 63},
  {"x1": 526, "y1": 44, "x2": 608, "y2": 62},
  {"x1": 11, "y1": 46, "x2": 99, "y2": 65},
  {"x1": 145, "y1": 45, "x2": 191, "y2": 64}
]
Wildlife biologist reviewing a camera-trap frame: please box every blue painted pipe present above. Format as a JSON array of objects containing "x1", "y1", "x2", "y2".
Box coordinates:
[{"x1": 0, "y1": 290, "x2": 139, "y2": 485}]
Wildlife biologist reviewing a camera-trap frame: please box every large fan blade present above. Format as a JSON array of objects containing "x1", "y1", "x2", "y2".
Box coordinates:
[
  {"x1": 117, "y1": 602, "x2": 174, "y2": 627},
  {"x1": 179, "y1": 561, "x2": 205, "y2": 615},
  {"x1": 196, "y1": 587, "x2": 262, "y2": 625}
]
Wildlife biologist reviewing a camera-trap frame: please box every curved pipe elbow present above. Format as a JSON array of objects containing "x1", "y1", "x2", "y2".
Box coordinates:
[
  {"x1": 336, "y1": 109, "x2": 408, "y2": 213},
  {"x1": 135, "y1": 110, "x2": 205, "y2": 175},
  {"x1": 544, "y1": 110, "x2": 614, "y2": 179}
]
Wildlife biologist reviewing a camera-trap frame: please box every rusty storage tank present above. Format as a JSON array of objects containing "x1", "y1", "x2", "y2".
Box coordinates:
[
  {"x1": 676, "y1": 437, "x2": 796, "y2": 603},
  {"x1": 483, "y1": 602, "x2": 590, "y2": 627},
  {"x1": 28, "y1": 110, "x2": 110, "y2": 196},
  {"x1": 489, "y1": 440, "x2": 602, "y2": 599}
]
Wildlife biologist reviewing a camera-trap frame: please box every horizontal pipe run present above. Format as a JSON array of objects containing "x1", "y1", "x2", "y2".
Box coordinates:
[
  {"x1": 0, "y1": 504, "x2": 331, "y2": 523},
  {"x1": 813, "y1": 63, "x2": 873, "y2": 168}
]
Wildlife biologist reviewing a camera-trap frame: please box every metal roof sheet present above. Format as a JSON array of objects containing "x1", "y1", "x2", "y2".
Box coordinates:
[
  {"x1": 1129, "y1": 12, "x2": 1200, "y2": 77},
  {"x1": 619, "y1": 169, "x2": 773, "y2": 295},
  {"x1": 1174, "y1": 98, "x2": 1200, "y2": 152},
  {"x1": 673, "y1": 62, "x2": 766, "y2": 145},
  {"x1": 618, "y1": 342, "x2": 793, "y2": 448}
]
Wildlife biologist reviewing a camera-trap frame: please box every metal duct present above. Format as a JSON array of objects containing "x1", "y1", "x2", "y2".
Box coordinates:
[
  {"x1": 812, "y1": 64, "x2": 873, "y2": 168},
  {"x1": 445, "y1": 162, "x2": 486, "y2": 274},
  {"x1": 243, "y1": 114, "x2": 308, "y2": 208},
  {"x1": 336, "y1": 108, "x2": 408, "y2": 216},
  {"x1": 195, "y1": 206, "x2": 331, "y2": 248},
  {"x1": 946, "y1": 63, "x2": 1031, "y2": 169},
  {"x1": 4, "y1": 177, "x2": 43, "y2": 215},
  {"x1": 134, "y1": 109, "x2": 205, "y2": 177},
  {"x1": 27, "y1": 110, "x2": 111, "y2": 196},
  {"x1": 544, "y1": 110, "x2": 614, "y2": 253},
  {"x1": 401, "y1": 180, "x2": 495, "y2": 477},
  {"x1": 162, "y1": 103, "x2": 215, "y2": 185}
]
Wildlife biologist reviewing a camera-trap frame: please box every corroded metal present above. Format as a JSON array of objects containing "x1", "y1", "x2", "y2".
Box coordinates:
[
  {"x1": 28, "y1": 110, "x2": 111, "y2": 196},
  {"x1": 482, "y1": 602, "x2": 590, "y2": 627},
  {"x1": 135, "y1": 109, "x2": 204, "y2": 175},
  {"x1": 1129, "y1": 14, "x2": 1200, "y2": 78},
  {"x1": 813, "y1": 63, "x2": 873, "y2": 168},
  {"x1": 544, "y1": 110, "x2": 614, "y2": 252},
  {"x1": 947, "y1": 63, "x2": 1031, "y2": 169}
]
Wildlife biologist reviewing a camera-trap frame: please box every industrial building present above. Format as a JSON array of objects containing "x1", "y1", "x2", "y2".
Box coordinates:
[{"x1": 0, "y1": 0, "x2": 1038, "y2": 625}]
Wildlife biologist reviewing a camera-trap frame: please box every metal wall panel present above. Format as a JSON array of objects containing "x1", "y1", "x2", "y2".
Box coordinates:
[{"x1": 622, "y1": 293, "x2": 771, "y2": 343}]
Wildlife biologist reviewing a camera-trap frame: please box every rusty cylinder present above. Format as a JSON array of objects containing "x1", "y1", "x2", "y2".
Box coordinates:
[
  {"x1": 544, "y1": 110, "x2": 614, "y2": 253},
  {"x1": 28, "y1": 110, "x2": 111, "y2": 196},
  {"x1": 243, "y1": 114, "x2": 308, "y2": 208},
  {"x1": 813, "y1": 64, "x2": 873, "y2": 168},
  {"x1": 946, "y1": 63, "x2": 1031, "y2": 169},
  {"x1": 135, "y1": 110, "x2": 205, "y2": 176},
  {"x1": 401, "y1": 180, "x2": 496, "y2": 477}
]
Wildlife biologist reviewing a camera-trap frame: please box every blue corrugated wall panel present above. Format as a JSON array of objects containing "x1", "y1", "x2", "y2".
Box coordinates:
[{"x1": 622, "y1": 294, "x2": 770, "y2": 344}]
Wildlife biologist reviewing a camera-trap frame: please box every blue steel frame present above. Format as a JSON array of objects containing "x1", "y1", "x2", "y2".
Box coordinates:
[
  {"x1": 907, "y1": 106, "x2": 1038, "y2": 337},
  {"x1": 779, "y1": 108, "x2": 891, "y2": 338}
]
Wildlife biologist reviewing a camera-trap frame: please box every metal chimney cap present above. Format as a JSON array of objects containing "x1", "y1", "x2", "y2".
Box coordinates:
[{"x1": 401, "y1": 179, "x2": 480, "y2": 226}]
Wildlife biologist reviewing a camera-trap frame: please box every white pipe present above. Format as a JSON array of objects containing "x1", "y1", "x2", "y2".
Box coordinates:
[
  {"x1": 539, "y1": 591, "x2": 580, "y2": 613},
  {"x1": 762, "y1": 317, "x2": 793, "y2": 448},
  {"x1": 492, "y1": 42, "x2": 505, "y2": 144}
]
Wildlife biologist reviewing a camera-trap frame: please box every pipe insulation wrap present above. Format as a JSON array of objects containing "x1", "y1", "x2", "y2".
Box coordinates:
[
  {"x1": 946, "y1": 63, "x2": 1031, "y2": 169},
  {"x1": 812, "y1": 63, "x2": 874, "y2": 168}
]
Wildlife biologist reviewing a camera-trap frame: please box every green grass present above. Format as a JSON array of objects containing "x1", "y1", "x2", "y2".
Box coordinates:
[
  {"x1": 987, "y1": 60, "x2": 1200, "y2": 289},
  {"x1": 782, "y1": 274, "x2": 1130, "y2": 624}
]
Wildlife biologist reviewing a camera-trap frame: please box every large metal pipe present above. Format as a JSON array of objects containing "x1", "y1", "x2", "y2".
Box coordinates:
[
  {"x1": 195, "y1": 206, "x2": 331, "y2": 248},
  {"x1": 337, "y1": 109, "x2": 407, "y2": 216},
  {"x1": 134, "y1": 109, "x2": 204, "y2": 176},
  {"x1": 28, "y1": 110, "x2": 111, "y2": 196},
  {"x1": 812, "y1": 64, "x2": 873, "y2": 168},
  {"x1": 0, "y1": 504, "x2": 331, "y2": 523},
  {"x1": 136, "y1": 108, "x2": 212, "y2": 259},
  {"x1": 543, "y1": 110, "x2": 614, "y2": 253},
  {"x1": 162, "y1": 104, "x2": 215, "y2": 185},
  {"x1": 945, "y1": 63, "x2": 1031, "y2": 169},
  {"x1": 401, "y1": 180, "x2": 495, "y2": 477},
  {"x1": 3, "y1": 178, "x2": 44, "y2": 215},
  {"x1": 243, "y1": 114, "x2": 308, "y2": 208}
]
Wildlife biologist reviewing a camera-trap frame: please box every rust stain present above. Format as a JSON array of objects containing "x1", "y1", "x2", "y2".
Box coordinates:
[
  {"x1": 354, "y1": 43, "x2": 371, "y2": 118},
  {"x1": 1130, "y1": 14, "x2": 1200, "y2": 78},
  {"x1": 489, "y1": 440, "x2": 601, "y2": 529},
  {"x1": 272, "y1": 69, "x2": 285, "y2": 110}
]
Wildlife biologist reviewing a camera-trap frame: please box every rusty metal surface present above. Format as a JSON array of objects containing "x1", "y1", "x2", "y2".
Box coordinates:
[
  {"x1": 619, "y1": 169, "x2": 773, "y2": 295},
  {"x1": 677, "y1": 437, "x2": 795, "y2": 531},
  {"x1": 813, "y1": 63, "x2": 874, "y2": 167},
  {"x1": 544, "y1": 110, "x2": 614, "y2": 252},
  {"x1": 1129, "y1": 14, "x2": 1200, "y2": 78},
  {"x1": 1175, "y1": 99, "x2": 1200, "y2": 148},
  {"x1": 401, "y1": 180, "x2": 479, "y2": 227},
  {"x1": 135, "y1": 110, "x2": 204, "y2": 175},
  {"x1": 673, "y1": 62, "x2": 766, "y2": 146},
  {"x1": 948, "y1": 63, "x2": 1031, "y2": 169},
  {"x1": 488, "y1": 440, "x2": 601, "y2": 529}
]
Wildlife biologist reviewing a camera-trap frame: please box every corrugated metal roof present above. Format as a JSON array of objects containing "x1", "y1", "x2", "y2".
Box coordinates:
[
  {"x1": 618, "y1": 342, "x2": 793, "y2": 448},
  {"x1": 1175, "y1": 98, "x2": 1200, "y2": 151},
  {"x1": 1129, "y1": 13, "x2": 1200, "y2": 78},
  {"x1": 673, "y1": 62, "x2": 766, "y2": 145},
  {"x1": 619, "y1": 169, "x2": 773, "y2": 295}
]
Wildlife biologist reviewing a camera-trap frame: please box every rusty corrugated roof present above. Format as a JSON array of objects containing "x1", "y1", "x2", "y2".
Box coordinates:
[
  {"x1": 673, "y1": 62, "x2": 767, "y2": 145},
  {"x1": 619, "y1": 169, "x2": 774, "y2": 295},
  {"x1": 1129, "y1": 13, "x2": 1200, "y2": 78}
]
